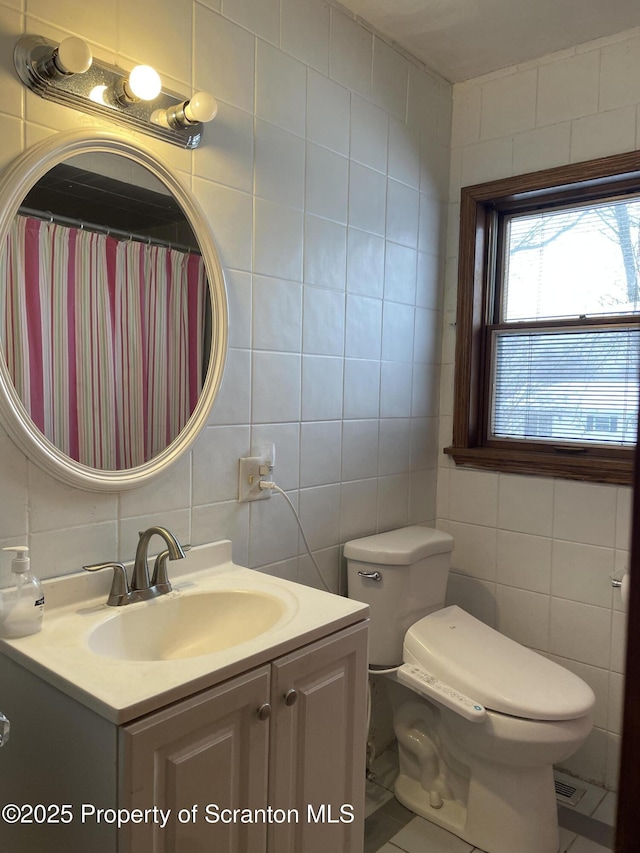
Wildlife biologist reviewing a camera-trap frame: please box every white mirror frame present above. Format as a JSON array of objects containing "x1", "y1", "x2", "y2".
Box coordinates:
[{"x1": 0, "y1": 129, "x2": 228, "y2": 491}]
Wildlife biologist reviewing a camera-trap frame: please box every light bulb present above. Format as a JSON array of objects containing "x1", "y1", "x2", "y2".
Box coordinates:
[
  {"x1": 127, "y1": 65, "x2": 161, "y2": 101},
  {"x1": 183, "y1": 91, "x2": 218, "y2": 124},
  {"x1": 55, "y1": 36, "x2": 92, "y2": 75}
]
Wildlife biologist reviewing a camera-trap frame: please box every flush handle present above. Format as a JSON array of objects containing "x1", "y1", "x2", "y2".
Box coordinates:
[
  {"x1": 284, "y1": 689, "x2": 298, "y2": 706},
  {"x1": 358, "y1": 570, "x2": 382, "y2": 582},
  {"x1": 257, "y1": 703, "x2": 271, "y2": 721}
]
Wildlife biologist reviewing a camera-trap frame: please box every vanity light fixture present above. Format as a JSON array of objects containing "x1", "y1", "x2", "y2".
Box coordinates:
[{"x1": 13, "y1": 34, "x2": 216, "y2": 149}]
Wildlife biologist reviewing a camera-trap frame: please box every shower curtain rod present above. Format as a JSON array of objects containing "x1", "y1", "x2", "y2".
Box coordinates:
[{"x1": 17, "y1": 206, "x2": 201, "y2": 256}]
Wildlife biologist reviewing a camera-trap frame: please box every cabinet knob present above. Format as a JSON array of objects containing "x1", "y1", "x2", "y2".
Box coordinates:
[
  {"x1": 284, "y1": 689, "x2": 298, "y2": 706},
  {"x1": 257, "y1": 703, "x2": 271, "y2": 721}
]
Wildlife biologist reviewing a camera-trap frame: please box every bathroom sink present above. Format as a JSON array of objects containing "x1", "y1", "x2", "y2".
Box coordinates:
[{"x1": 87, "y1": 589, "x2": 286, "y2": 661}]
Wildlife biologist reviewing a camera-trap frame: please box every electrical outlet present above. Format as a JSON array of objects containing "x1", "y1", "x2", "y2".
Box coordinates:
[{"x1": 238, "y1": 455, "x2": 271, "y2": 502}]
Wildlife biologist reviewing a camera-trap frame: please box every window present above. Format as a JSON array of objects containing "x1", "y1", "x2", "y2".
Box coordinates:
[{"x1": 446, "y1": 151, "x2": 640, "y2": 485}]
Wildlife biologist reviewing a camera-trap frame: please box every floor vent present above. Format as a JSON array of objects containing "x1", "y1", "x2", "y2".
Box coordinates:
[{"x1": 555, "y1": 778, "x2": 587, "y2": 807}]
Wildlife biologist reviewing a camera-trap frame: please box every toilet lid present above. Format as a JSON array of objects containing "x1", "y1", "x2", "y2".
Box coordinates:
[{"x1": 404, "y1": 606, "x2": 595, "y2": 721}]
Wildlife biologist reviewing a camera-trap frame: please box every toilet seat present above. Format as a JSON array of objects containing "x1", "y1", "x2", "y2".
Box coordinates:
[{"x1": 404, "y1": 605, "x2": 595, "y2": 721}]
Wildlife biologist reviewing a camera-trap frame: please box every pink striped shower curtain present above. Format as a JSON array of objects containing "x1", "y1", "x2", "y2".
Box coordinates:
[{"x1": 0, "y1": 216, "x2": 207, "y2": 470}]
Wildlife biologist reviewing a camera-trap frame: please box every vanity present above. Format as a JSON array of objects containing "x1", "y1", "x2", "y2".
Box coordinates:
[{"x1": 0, "y1": 540, "x2": 369, "y2": 853}]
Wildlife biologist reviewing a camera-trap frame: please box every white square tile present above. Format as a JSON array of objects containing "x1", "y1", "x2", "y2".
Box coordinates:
[
  {"x1": 298, "y1": 483, "x2": 341, "y2": 550},
  {"x1": 388, "y1": 117, "x2": 421, "y2": 189},
  {"x1": 416, "y1": 251, "x2": 444, "y2": 310},
  {"x1": 301, "y1": 355, "x2": 344, "y2": 421},
  {"x1": 551, "y1": 541, "x2": 614, "y2": 608},
  {"x1": 377, "y1": 473, "x2": 410, "y2": 532},
  {"x1": 254, "y1": 198, "x2": 303, "y2": 281},
  {"x1": 252, "y1": 275, "x2": 302, "y2": 352},
  {"x1": 0, "y1": 429, "x2": 27, "y2": 539},
  {"x1": 615, "y1": 487, "x2": 632, "y2": 550},
  {"x1": 413, "y1": 307, "x2": 442, "y2": 365},
  {"x1": 599, "y1": 34, "x2": 640, "y2": 111},
  {"x1": 209, "y1": 348, "x2": 251, "y2": 425},
  {"x1": 118, "y1": 510, "x2": 191, "y2": 564},
  {"x1": 254, "y1": 120, "x2": 305, "y2": 208},
  {"x1": 342, "y1": 420, "x2": 379, "y2": 481},
  {"x1": 447, "y1": 520, "x2": 497, "y2": 582},
  {"x1": 347, "y1": 228, "x2": 385, "y2": 298},
  {"x1": 609, "y1": 609, "x2": 627, "y2": 674},
  {"x1": 378, "y1": 419, "x2": 411, "y2": 476},
  {"x1": 382, "y1": 302, "x2": 415, "y2": 363},
  {"x1": 380, "y1": 362, "x2": 413, "y2": 418},
  {"x1": 537, "y1": 51, "x2": 600, "y2": 125},
  {"x1": 558, "y1": 727, "x2": 608, "y2": 789},
  {"x1": 387, "y1": 180, "x2": 420, "y2": 249},
  {"x1": 460, "y1": 137, "x2": 514, "y2": 186},
  {"x1": 349, "y1": 162, "x2": 387, "y2": 236},
  {"x1": 300, "y1": 421, "x2": 342, "y2": 488},
  {"x1": 384, "y1": 243, "x2": 418, "y2": 305},
  {"x1": 329, "y1": 9, "x2": 372, "y2": 99},
  {"x1": 411, "y1": 363, "x2": 440, "y2": 418},
  {"x1": 221, "y1": 0, "x2": 279, "y2": 45},
  {"x1": 29, "y1": 521, "x2": 118, "y2": 582},
  {"x1": 444, "y1": 570, "x2": 497, "y2": 627},
  {"x1": 28, "y1": 464, "x2": 117, "y2": 533},
  {"x1": 372, "y1": 37, "x2": 409, "y2": 122},
  {"x1": 194, "y1": 179, "x2": 253, "y2": 272},
  {"x1": 302, "y1": 286, "x2": 345, "y2": 356},
  {"x1": 343, "y1": 359, "x2": 381, "y2": 420},
  {"x1": 512, "y1": 122, "x2": 572, "y2": 174},
  {"x1": 570, "y1": 107, "x2": 636, "y2": 163},
  {"x1": 281, "y1": 0, "x2": 330, "y2": 74},
  {"x1": 550, "y1": 598, "x2": 612, "y2": 669},
  {"x1": 550, "y1": 659, "x2": 609, "y2": 729},
  {"x1": 345, "y1": 294, "x2": 383, "y2": 359},
  {"x1": 298, "y1": 545, "x2": 341, "y2": 592},
  {"x1": 449, "y1": 468, "x2": 499, "y2": 528},
  {"x1": 410, "y1": 417, "x2": 439, "y2": 472},
  {"x1": 451, "y1": 82, "x2": 482, "y2": 148},
  {"x1": 250, "y1": 422, "x2": 300, "y2": 491},
  {"x1": 251, "y1": 351, "x2": 301, "y2": 423},
  {"x1": 496, "y1": 585, "x2": 550, "y2": 650},
  {"x1": 192, "y1": 500, "x2": 250, "y2": 566},
  {"x1": 409, "y1": 470, "x2": 437, "y2": 525},
  {"x1": 554, "y1": 481, "x2": 617, "y2": 548},
  {"x1": 192, "y1": 425, "x2": 250, "y2": 505},
  {"x1": 225, "y1": 269, "x2": 252, "y2": 349},
  {"x1": 497, "y1": 473, "x2": 554, "y2": 536},
  {"x1": 496, "y1": 530, "x2": 552, "y2": 593},
  {"x1": 592, "y1": 790, "x2": 617, "y2": 825},
  {"x1": 305, "y1": 143, "x2": 349, "y2": 223},
  {"x1": 350, "y1": 94, "x2": 389, "y2": 173},
  {"x1": 418, "y1": 195, "x2": 446, "y2": 257},
  {"x1": 248, "y1": 487, "x2": 300, "y2": 567},
  {"x1": 480, "y1": 68, "x2": 537, "y2": 139},
  {"x1": 304, "y1": 215, "x2": 347, "y2": 290},
  {"x1": 194, "y1": 6, "x2": 255, "y2": 113},
  {"x1": 255, "y1": 41, "x2": 307, "y2": 136},
  {"x1": 306, "y1": 70, "x2": 350, "y2": 154},
  {"x1": 607, "y1": 671, "x2": 624, "y2": 736},
  {"x1": 420, "y1": 134, "x2": 451, "y2": 203},
  {"x1": 408, "y1": 66, "x2": 451, "y2": 141},
  {"x1": 340, "y1": 478, "x2": 378, "y2": 542}
]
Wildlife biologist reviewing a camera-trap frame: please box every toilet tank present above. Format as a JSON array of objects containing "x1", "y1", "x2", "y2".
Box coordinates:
[{"x1": 344, "y1": 526, "x2": 454, "y2": 667}]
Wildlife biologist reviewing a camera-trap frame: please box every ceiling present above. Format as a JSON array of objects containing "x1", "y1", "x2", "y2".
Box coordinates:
[{"x1": 338, "y1": 0, "x2": 640, "y2": 82}]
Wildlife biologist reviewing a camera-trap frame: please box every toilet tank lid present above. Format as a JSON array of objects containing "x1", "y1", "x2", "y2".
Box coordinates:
[{"x1": 343, "y1": 526, "x2": 454, "y2": 565}]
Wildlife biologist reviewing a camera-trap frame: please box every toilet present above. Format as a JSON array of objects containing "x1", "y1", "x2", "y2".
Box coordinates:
[{"x1": 345, "y1": 525, "x2": 595, "y2": 853}]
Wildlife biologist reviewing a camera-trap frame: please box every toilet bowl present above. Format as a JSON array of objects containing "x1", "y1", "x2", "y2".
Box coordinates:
[{"x1": 345, "y1": 526, "x2": 595, "y2": 853}]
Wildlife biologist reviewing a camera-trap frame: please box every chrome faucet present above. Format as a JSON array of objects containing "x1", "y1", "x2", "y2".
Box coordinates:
[
  {"x1": 132, "y1": 526, "x2": 186, "y2": 599},
  {"x1": 84, "y1": 526, "x2": 187, "y2": 606}
]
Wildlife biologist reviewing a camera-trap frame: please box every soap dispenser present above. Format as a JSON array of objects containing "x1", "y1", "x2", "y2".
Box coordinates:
[{"x1": 0, "y1": 546, "x2": 44, "y2": 638}]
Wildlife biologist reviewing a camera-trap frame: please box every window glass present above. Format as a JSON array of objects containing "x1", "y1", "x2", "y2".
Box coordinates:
[{"x1": 503, "y1": 199, "x2": 640, "y2": 322}]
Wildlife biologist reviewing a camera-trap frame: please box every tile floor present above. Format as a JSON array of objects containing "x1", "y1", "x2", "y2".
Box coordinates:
[{"x1": 365, "y1": 750, "x2": 616, "y2": 853}]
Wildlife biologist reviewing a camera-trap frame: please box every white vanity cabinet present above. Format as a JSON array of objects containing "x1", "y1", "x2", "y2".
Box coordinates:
[
  {"x1": 0, "y1": 620, "x2": 368, "y2": 853},
  {"x1": 120, "y1": 622, "x2": 368, "y2": 853}
]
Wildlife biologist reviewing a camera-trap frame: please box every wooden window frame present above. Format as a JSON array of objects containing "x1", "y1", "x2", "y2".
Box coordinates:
[{"x1": 445, "y1": 150, "x2": 640, "y2": 485}]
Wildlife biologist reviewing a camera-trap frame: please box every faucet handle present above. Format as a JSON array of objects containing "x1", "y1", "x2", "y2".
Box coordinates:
[
  {"x1": 152, "y1": 544, "x2": 191, "y2": 592},
  {"x1": 83, "y1": 562, "x2": 131, "y2": 607}
]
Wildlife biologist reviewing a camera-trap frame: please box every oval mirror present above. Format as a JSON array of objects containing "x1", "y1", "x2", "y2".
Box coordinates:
[{"x1": 0, "y1": 130, "x2": 227, "y2": 491}]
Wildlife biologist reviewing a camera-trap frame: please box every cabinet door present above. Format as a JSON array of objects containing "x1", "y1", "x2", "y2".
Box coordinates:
[
  {"x1": 119, "y1": 666, "x2": 271, "y2": 853},
  {"x1": 268, "y1": 622, "x2": 368, "y2": 853}
]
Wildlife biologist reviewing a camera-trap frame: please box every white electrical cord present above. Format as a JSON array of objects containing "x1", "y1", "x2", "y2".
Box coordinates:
[{"x1": 259, "y1": 481, "x2": 332, "y2": 593}]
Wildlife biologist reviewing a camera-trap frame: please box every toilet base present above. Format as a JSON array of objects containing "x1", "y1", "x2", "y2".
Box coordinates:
[{"x1": 395, "y1": 761, "x2": 559, "y2": 853}]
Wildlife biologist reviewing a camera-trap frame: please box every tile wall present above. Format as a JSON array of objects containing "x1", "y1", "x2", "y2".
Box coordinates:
[
  {"x1": 438, "y1": 28, "x2": 640, "y2": 789},
  {"x1": 0, "y1": 1, "x2": 451, "y2": 596}
]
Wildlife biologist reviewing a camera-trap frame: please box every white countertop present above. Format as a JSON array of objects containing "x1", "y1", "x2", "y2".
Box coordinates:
[{"x1": 0, "y1": 540, "x2": 368, "y2": 724}]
